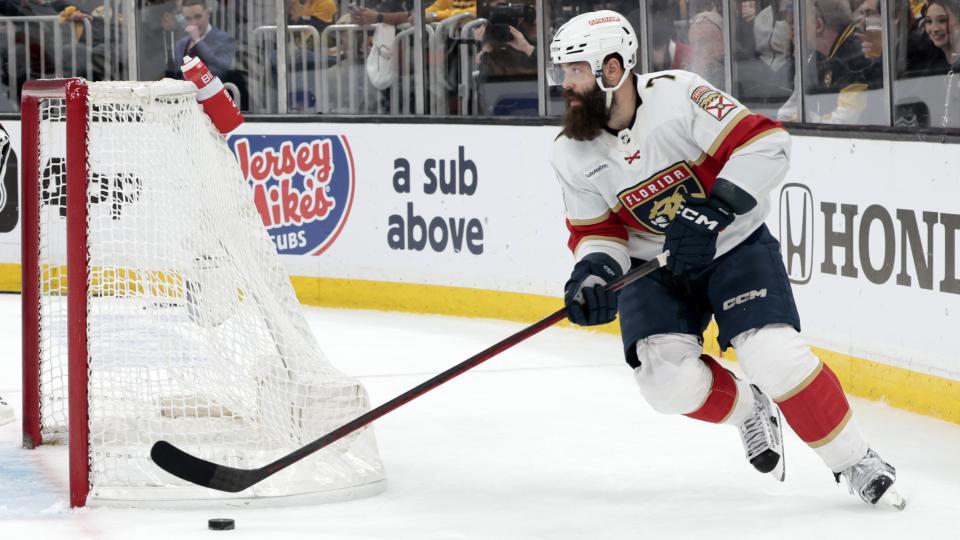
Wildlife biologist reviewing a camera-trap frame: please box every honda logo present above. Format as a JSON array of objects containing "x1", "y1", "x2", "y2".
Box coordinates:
[{"x1": 779, "y1": 183, "x2": 814, "y2": 285}]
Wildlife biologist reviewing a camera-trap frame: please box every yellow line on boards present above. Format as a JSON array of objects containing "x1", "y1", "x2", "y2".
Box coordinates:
[
  {"x1": 0, "y1": 264, "x2": 20, "y2": 292},
  {"x1": 290, "y1": 277, "x2": 960, "y2": 426}
]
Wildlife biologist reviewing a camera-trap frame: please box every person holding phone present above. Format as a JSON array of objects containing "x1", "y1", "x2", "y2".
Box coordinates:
[{"x1": 349, "y1": 0, "x2": 411, "y2": 25}]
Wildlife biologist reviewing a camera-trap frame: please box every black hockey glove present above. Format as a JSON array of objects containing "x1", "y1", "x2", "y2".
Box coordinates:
[
  {"x1": 564, "y1": 253, "x2": 623, "y2": 326},
  {"x1": 663, "y1": 195, "x2": 735, "y2": 276}
]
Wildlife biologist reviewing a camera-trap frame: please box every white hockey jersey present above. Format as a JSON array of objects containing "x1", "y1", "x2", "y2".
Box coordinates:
[{"x1": 551, "y1": 70, "x2": 791, "y2": 274}]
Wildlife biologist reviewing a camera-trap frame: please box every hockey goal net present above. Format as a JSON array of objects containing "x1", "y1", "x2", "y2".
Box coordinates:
[{"x1": 20, "y1": 79, "x2": 385, "y2": 507}]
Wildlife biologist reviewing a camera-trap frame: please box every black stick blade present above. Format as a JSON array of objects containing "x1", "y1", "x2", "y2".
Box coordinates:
[{"x1": 150, "y1": 441, "x2": 263, "y2": 493}]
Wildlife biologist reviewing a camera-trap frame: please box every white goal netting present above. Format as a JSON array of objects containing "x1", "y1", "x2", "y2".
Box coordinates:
[{"x1": 32, "y1": 80, "x2": 384, "y2": 503}]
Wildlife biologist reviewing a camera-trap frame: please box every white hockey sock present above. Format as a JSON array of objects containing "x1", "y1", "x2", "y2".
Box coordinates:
[{"x1": 723, "y1": 377, "x2": 757, "y2": 427}]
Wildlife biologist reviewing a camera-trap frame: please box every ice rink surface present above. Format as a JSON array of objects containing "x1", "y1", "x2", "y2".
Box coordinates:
[{"x1": 1, "y1": 292, "x2": 959, "y2": 539}]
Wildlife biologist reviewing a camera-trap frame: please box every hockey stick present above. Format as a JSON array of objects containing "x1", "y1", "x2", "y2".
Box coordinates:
[{"x1": 150, "y1": 252, "x2": 669, "y2": 493}]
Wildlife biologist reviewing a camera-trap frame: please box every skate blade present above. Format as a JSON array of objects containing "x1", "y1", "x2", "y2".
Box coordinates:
[
  {"x1": 876, "y1": 487, "x2": 906, "y2": 511},
  {"x1": 770, "y1": 454, "x2": 785, "y2": 482},
  {"x1": 770, "y1": 408, "x2": 785, "y2": 482}
]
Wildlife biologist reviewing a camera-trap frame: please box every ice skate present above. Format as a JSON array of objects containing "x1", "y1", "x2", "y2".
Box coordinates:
[
  {"x1": 738, "y1": 384, "x2": 785, "y2": 481},
  {"x1": 0, "y1": 395, "x2": 14, "y2": 427},
  {"x1": 837, "y1": 448, "x2": 906, "y2": 510}
]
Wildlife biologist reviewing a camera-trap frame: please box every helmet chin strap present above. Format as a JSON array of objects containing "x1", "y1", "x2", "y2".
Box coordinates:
[{"x1": 597, "y1": 71, "x2": 629, "y2": 110}]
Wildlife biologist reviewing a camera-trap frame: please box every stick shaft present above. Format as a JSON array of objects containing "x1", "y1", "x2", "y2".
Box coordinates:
[{"x1": 265, "y1": 306, "x2": 567, "y2": 474}]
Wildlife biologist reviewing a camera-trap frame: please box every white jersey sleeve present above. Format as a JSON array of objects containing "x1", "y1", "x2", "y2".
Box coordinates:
[
  {"x1": 551, "y1": 137, "x2": 631, "y2": 273},
  {"x1": 677, "y1": 72, "x2": 791, "y2": 203}
]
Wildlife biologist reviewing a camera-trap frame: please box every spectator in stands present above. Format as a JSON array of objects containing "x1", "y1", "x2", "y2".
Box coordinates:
[
  {"x1": 281, "y1": 0, "x2": 336, "y2": 111},
  {"x1": 473, "y1": 1, "x2": 536, "y2": 77},
  {"x1": 424, "y1": 0, "x2": 475, "y2": 23},
  {"x1": 14, "y1": 0, "x2": 49, "y2": 17},
  {"x1": 471, "y1": 1, "x2": 537, "y2": 115},
  {"x1": 341, "y1": 2, "x2": 412, "y2": 113},
  {"x1": 682, "y1": 8, "x2": 791, "y2": 104},
  {"x1": 0, "y1": 0, "x2": 19, "y2": 13},
  {"x1": 422, "y1": 0, "x2": 480, "y2": 113},
  {"x1": 0, "y1": 0, "x2": 25, "y2": 110},
  {"x1": 650, "y1": 26, "x2": 692, "y2": 71},
  {"x1": 24, "y1": 0, "x2": 114, "y2": 80},
  {"x1": 851, "y1": 0, "x2": 881, "y2": 29},
  {"x1": 738, "y1": 1, "x2": 795, "y2": 105},
  {"x1": 919, "y1": 0, "x2": 960, "y2": 72},
  {"x1": 140, "y1": 0, "x2": 185, "y2": 80},
  {"x1": 732, "y1": 1, "x2": 761, "y2": 62},
  {"x1": 288, "y1": 0, "x2": 336, "y2": 37},
  {"x1": 473, "y1": 23, "x2": 535, "y2": 75},
  {"x1": 685, "y1": 10, "x2": 726, "y2": 88},
  {"x1": 853, "y1": 0, "x2": 938, "y2": 78},
  {"x1": 174, "y1": 0, "x2": 235, "y2": 78},
  {"x1": 850, "y1": 0, "x2": 884, "y2": 60},
  {"x1": 911, "y1": 0, "x2": 930, "y2": 19},
  {"x1": 915, "y1": 0, "x2": 960, "y2": 126},
  {"x1": 754, "y1": 0, "x2": 792, "y2": 76},
  {"x1": 349, "y1": 1, "x2": 410, "y2": 26},
  {"x1": 679, "y1": 4, "x2": 769, "y2": 87},
  {"x1": 777, "y1": 0, "x2": 883, "y2": 124},
  {"x1": 286, "y1": 0, "x2": 335, "y2": 74},
  {"x1": 647, "y1": 0, "x2": 692, "y2": 71}
]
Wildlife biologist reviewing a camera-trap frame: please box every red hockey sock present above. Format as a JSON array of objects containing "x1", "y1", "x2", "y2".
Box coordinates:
[
  {"x1": 683, "y1": 355, "x2": 738, "y2": 424},
  {"x1": 776, "y1": 362, "x2": 852, "y2": 447}
]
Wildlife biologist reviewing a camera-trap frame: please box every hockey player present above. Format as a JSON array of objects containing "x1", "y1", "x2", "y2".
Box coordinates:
[{"x1": 549, "y1": 10, "x2": 904, "y2": 509}]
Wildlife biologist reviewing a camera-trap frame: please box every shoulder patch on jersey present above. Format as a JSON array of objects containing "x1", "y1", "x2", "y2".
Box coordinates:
[
  {"x1": 691, "y1": 86, "x2": 739, "y2": 121},
  {"x1": 616, "y1": 162, "x2": 706, "y2": 234},
  {"x1": 690, "y1": 85, "x2": 712, "y2": 103}
]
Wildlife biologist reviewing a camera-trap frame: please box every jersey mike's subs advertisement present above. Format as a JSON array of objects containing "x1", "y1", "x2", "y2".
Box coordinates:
[
  {"x1": 229, "y1": 134, "x2": 355, "y2": 256},
  {"x1": 226, "y1": 122, "x2": 571, "y2": 296}
]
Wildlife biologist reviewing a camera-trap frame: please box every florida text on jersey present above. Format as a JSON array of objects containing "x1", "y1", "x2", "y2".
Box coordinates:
[{"x1": 551, "y1": 70, "x2": 791, "y2": 271}]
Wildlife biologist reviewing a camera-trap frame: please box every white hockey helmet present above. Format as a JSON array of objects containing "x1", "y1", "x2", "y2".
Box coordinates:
[{"x1": 547, "y1": 10, "x2": 638, "y2": 93}]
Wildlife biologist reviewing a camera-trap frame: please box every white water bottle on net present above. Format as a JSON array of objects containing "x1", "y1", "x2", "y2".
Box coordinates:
[{"x1": 21, "y1": 78, "x2": 385, "y2": 507}]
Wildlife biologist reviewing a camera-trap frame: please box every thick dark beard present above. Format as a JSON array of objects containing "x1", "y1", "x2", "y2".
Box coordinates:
[{"x1": 561, "y1": 86, "x2": 609, "y2": 141}]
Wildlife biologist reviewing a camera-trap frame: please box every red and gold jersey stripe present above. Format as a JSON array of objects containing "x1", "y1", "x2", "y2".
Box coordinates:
[
  {"x1": 566, "y1": 212, "x2": 629, "y2": 254},
  {"x1": 706, "y1": 111, "x2": 787, "y2": 165}
]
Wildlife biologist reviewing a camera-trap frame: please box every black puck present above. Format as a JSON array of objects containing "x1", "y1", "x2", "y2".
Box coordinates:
[{"x1": 208, "y1": 518, "x2": 235, "y2": 530}]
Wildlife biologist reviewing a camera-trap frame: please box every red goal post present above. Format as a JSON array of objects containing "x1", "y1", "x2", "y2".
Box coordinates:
[{"x1": 21, "y1": 79, "x2": 90, "y2": 507}]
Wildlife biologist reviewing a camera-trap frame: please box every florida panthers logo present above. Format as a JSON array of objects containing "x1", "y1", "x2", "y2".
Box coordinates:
[
  {"x1": 617, "y1": 162, "x2": 705, "y2": 234},
  {"x1": 648, "y1": 185, "x2": 688, "y2": 229}
]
